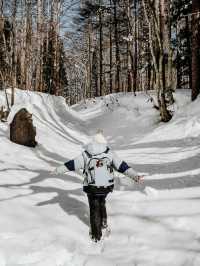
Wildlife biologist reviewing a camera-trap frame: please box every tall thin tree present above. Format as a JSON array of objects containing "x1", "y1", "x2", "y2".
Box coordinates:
[{"x1": 192, "y1": 0, "x2": 200, "y2": 101}]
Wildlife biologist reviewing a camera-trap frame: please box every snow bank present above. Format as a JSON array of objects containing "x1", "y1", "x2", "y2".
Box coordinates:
[
  {"x1": 74, "y1": 92, "x2": 159, "y2": 147},
  {"x1": 2, "y1": 89, "x2": 89, "y2": 159},
  {"x1": 0, "y1": 88, "x2": 200, "y2": 266},
  {"x1": 136, "y1": 90, "x2": 200, "y2": 144},
  {"x1": 7, "y1": 103, "x2": 34, "y2": 124}
]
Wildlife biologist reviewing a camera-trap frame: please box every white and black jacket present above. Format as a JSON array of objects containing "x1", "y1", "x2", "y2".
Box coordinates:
[{"x1": 54, "y1": 141, "x2": 138, "y2": 186}]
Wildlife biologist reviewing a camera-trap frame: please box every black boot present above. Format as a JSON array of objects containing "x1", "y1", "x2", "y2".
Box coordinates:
[{"x1": 101, "y1": 218, "x2": 108, "y2": 229}]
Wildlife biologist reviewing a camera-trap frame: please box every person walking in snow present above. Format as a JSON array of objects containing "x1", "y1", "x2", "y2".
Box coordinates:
[{"x1": 52, "y1": 131, "x2": 143, "y2": 242}]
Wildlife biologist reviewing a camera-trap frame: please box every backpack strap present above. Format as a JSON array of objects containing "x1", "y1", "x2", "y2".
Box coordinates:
[
  {"x1": 82, "y1": 150, "x2": 92, "y2": 176},
  {"x1": 85, "y1": 146, "x2": 110, "y2": 158},
  {"x1": 105, "y1": 147, "x2": 110, "y2": 154},
  {"x1": 84, "y1": 150, "x2": 92, "y2": 158}
]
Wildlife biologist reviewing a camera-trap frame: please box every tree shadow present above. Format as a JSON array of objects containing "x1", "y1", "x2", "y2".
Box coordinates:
[
  {"x1": 125, "y1": 137, "x2": 200, "y2": 150},
  {"x1": 0, "y1": 169, "x2": 89, "y2": 226},
  {"x1": 0, "y1": 168, "x2": 82, "y2": 188},
  {"x1": 128, "y1": 152, "x2": 200, "y2": 176},
  {"x1": 34, "y1": 143, "x2": 70, "y2": 166},
  {"x1": 32, "y1": 185, "x2": 89, "y2": 226},
  {"x1": 119, "y1": 174, "x2": 200, "y2": 192}
]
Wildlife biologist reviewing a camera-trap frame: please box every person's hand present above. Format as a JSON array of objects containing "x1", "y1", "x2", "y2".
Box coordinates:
[
  {"x1": 133, "y1": 175, "x2": 144, "y2": 183},
  {"x1": 50, "y1": 165, "x2": 67, "y2": 175},
  {"x1": 50, "y1": 168, "x2": 60, "y2": 175}
]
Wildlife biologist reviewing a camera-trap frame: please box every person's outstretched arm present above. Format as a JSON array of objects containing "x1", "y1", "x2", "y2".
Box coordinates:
[
  {"x1": 52, "y1": 154, "x2": 84, "y2": 175},
  {"x1": 112, "y1": 151, "x2": 143, "y2": 183}
]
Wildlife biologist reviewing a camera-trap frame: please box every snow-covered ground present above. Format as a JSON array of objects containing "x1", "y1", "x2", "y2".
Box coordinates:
[{"x1": 0, "y1": 89, "x2": 200, "y2": 266}]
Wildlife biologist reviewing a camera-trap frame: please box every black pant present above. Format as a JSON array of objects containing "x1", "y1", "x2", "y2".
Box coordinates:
[
  {"x1": 87, "y1": 194, "x2": 107, "y2": 241},
  {"x1": 84, "y1": 185, "x2": 113, "y2": 241}
]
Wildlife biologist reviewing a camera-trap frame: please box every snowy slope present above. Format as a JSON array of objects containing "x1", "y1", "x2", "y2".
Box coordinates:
[{"x1": 0, "y1": 89, "x2": 200, "y2": 266}]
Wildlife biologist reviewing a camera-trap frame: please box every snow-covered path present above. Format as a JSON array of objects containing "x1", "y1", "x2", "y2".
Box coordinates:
[{"x1": 0, "y1": 90, "x2": 200, "y2": 266}]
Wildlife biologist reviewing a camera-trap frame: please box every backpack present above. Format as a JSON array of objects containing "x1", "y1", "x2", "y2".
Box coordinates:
[{"x1": 83, "y1": 148, "x2": 114, "y2": 187}]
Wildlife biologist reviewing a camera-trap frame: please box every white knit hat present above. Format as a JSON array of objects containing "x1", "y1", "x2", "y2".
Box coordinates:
[{"x1": 93, "y1": 130, "x2": 107, "y2": 144}]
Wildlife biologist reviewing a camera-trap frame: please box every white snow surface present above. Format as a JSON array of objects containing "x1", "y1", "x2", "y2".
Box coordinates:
[{"x1": 0, "y1": 89, "x2": 200, "y2": 266}]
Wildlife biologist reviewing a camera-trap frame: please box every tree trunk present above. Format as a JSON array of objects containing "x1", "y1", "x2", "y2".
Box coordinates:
[
  {"x1": 11, "y1": 0, "x2": 17, "y2": 106},
  {"x1": 176, "y1": 22, "x2": 181, "y2": 89},
  {"x1": 87, "y1": 21, "x2": 92, "y2": 98},
  {"x1": 35, "y1": 0, "x2": 43, "y2": 91},
  {"x1": 113, "y1": 0, "x2": 120, "y2": 93},
  {"x1": 191, "y1": 0, "x2": 200, "y2": 101},
  {"x1": 159, "y1": 0, "x2": 172, "y2": 122},
  {"x1": 109, "y1": 0, "x2": 113, "y2": 94},
  {"x1": 143, "y1": 0, "x2": 172, "y2": 122},
  {"x1": 133, "y1": 0, "x2": 138, "y2": 93},
  {"x1": 185, "y1": 15, "x2": 192, "y2": 91},
  {"x1": 51, "y1": 0, "x2": 61, "y2": 95},
  {"x1": 92, "y1": 49, "x2": 98, "y2": 97},
  {"x1": 99, "y1": 4, "x2": 103, "y2": 96},
  {"x1": 147, "y1": 41, "x2": 151, "y2": 91},
  {"x1": 19, "y1": 3, "x2": 26, "y2": 89},
  {"x1": 25, "y1": 0, "x2": 32, "y2": 90},
  {"x1": 126, "y1": 0, "x2": 132, "y2": 92}
]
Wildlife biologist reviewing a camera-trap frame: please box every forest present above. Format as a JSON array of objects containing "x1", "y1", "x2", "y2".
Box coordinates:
[
  {"x1": 1, "y1": 1, "x2": 200, "y2": 264},
  {"x1": 0, "y1": 0, "x2": 199, "y2": 122}
]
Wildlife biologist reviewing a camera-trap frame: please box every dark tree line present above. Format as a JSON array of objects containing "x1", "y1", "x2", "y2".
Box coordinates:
[
  {"x1": 74, "y1": 0, "x2": 199, "y2": 121},
  {"x1": 0, "y1": 0, "x2": 68, "y2": 105}
]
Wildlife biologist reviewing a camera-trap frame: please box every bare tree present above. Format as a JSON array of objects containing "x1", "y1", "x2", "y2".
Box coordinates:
[
  {"x1": 192, "y1": 0, "x2": 200, "y2": 101},
  {"x1": 142, "y1": 0, "x2": 172, "y2": 122}
]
